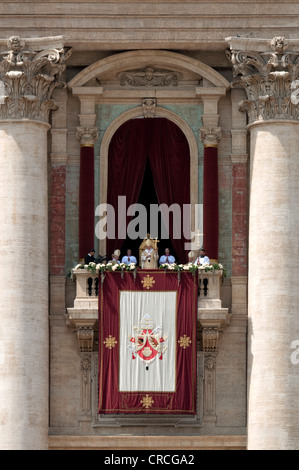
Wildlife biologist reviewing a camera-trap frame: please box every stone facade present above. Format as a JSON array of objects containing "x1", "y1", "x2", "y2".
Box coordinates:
[{"x1": 0, "y1": 0, "x2": 299, "y2": 450}]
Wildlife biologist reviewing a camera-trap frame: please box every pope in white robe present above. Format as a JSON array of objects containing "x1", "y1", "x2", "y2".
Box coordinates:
[{"x1": 141, "y1": 239, "x2": 159, "y2": 269}]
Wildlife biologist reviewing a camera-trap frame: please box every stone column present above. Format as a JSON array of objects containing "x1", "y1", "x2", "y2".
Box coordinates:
[
  {"x1": 197, "y1": 88, "x2": 226, "y2": 261},
  {"x1": 0, "y1": 36, "x2": 71, "y2": 450},
  {"x1": 199, "y1": 127, "x2": 222, "y2": 261},
  {"x1": 76, "y1": 126, "x2": 99, "y2": 260},
  {"x1": 227, "y1": 36, "x2": 299, "y2": 450},
  {"x1": 72, "y1": 88, "x2": 100, "y2": 261}
]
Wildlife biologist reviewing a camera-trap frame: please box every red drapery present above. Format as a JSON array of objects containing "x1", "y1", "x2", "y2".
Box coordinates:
[
  {"x1": 107, "y1": 119, "x2": 151, "y2": 256},
  {"x1": 98, "y1": 270, "x2": 197, "y2": 414},
  {"x1": 107, "y1": 118, "x2": 190, "y2": 263},
  {"x1": 203, "y1": 146, "x2": 218, "y2": 260},
  {"x1": 148, "y1": 119, "x2": 190, "y2": 263},
  {"x1": 79, "y1": 146, "x2": 95, "y2": 259}
]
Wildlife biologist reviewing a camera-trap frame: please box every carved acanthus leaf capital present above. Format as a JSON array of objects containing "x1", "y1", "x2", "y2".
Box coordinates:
[
  {"x1": 226, "y1": 36, "x2": 299, "y2": 123},
  {"x1": 199, "y1": 127, "x2": 222, "y2": 147},
  {"x1": 76, "y1": 126, "x2": 99, "y2": 147},
  {"x1": 0, "y1": 35, "x2": 72, "y2": 122}
]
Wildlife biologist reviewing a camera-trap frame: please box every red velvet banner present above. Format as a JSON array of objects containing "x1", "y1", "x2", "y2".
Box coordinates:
[
  {"x1": 98, "y1": 270, "x2": 197, "y2": 414},
  {"x1": 79, "y1": 146, "x2": 95, "y2": 259},
  {"x1": 203, "y1": 146, "x2": 219, "y2": 260}
]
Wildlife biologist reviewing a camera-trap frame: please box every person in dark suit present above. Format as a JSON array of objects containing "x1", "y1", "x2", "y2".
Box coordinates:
[{"x1": 84, "y1": 249, "x2": 96, "y2": 265}]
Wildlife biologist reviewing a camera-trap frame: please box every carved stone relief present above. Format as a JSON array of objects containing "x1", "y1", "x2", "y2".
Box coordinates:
[
  {"x1": 119, "y1": 67, "x2": 182, "y2": 87},
  {"x1": 142, "y1": 97, "x2": 156, "y2": 118},
  {"x1": 77, "y1": 326, "x2": 94, "y2": 353},
  {"x1": 81, "y1": 355, "x2": 91, "y2": 412}
]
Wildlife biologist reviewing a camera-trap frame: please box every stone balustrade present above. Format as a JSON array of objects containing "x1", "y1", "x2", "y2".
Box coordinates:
[{"x1": 66, "y1": 267, "x2": 230, "y2": 353}]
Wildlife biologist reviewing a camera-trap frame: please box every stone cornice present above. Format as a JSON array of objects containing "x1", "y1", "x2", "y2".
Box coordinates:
[
  {"x1": 226, "y1": 36, "x2": 299, "y2": 123},
  {"x1": 0, "y1": 35, "x2": 72, "y2": 122},
  {"x1": 2, "y1": 2, "x2": 299, "y2": 53}
]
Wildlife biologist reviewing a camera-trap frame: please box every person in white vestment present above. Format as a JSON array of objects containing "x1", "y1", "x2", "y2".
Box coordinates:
[
  {"x1": 159, "y1": 247, "x2": 176, "y2": 265},
  {"x1": 121, "y1": 249, "x2": 137, "y2": 265},
  {"x1": 108, "y1": 249, "x2": 121, "y2": 265},
  {"x1": 141, "y1": 238, "x2": 159, "y2": 269},
  {"x1": 187, "y1": 250, "x2": 196, "y2": 264},
  {"x1": 195, "y1": 248, "x2": 210, "y2": 266}
]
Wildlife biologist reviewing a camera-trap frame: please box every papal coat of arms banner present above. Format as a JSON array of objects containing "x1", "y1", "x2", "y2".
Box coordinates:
[{"x1": 98, "y1": 270, "x2": 197, "y2": 414}]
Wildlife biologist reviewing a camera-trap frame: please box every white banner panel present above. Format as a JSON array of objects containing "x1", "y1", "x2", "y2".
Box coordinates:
[{"x1": 119, "y1": 290, "x2": 177, "y2": 392}]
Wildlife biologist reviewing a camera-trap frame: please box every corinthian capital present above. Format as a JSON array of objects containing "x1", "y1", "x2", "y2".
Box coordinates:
[
  {"x1": 199, "y1": 127, "x2": 222, "y2": 147},
  {"x1": 226, "y1": 36, "x2": 299, "y2": 123},
  {"x1": 76, "y1": 127, "x2": 99, "y2": 147},
  {"x1": 0, "y1": 36, "x2": 72, "y2": 122}
]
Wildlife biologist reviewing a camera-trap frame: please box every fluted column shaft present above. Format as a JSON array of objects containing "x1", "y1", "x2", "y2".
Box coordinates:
[
  {"x1": 227, "y1": 36, "x2": 299, "y2": 450},
  {"x1": 0, "y1": 121, "x2": 50, "y2": 449},
  {"x1": 0, "y1": 35, "x2": 70, "y2": 450},
  {"x1": 248, "y1": 120, "x2": 299, "y2": 449}
]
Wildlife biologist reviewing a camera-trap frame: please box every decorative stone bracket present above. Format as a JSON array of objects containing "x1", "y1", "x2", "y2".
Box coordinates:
[{"x1": 198, "y1": 311, "x2": 230, "y2": 353}]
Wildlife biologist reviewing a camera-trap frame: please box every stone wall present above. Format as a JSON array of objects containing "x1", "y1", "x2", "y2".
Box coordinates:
[{"x1": 0, "y1": 0, "x2": 258, "y2": 449}]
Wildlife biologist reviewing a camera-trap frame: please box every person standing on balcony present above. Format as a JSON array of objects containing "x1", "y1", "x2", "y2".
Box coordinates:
[
  {"x1": 159, "y1": 247, "x2": 176, "y2": 265},
  {"x1": 121, "y1": 249, "x2": 137, "y2": 265},
  {"x1": 84, "y1": 249, "x2": 96, "y2": 265},
  {"x1": 195, "y1": 248, "x2": 210, "y2": 266}
]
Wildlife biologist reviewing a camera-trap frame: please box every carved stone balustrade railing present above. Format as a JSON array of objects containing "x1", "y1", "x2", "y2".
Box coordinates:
[
  {"x1": 66, "y1": 268, "x2": 230, "y2": 353},
  {"x1": 66, "y1": 269, "x2": 99, "y2": 352},
  {"x1": 197, "y1": 270, "x2": 230, "y2": 352}
]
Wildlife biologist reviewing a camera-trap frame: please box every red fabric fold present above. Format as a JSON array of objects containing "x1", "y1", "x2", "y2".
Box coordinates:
[
  {"x1": 203, "y1": 146, "x2": 219, "y2": 260},
  {"x1": 79, "y1": 146, "x2": 95, "y2": 259}
]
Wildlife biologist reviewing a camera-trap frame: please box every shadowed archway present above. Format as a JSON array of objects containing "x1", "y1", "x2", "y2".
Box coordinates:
[{"x1": 106, "y1": 117, "x2": 190, "y2": 264}]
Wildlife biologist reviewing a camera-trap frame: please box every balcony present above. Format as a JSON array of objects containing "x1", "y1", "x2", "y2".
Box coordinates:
[{"x1": 66, "y1": 267, "x2": 230, "y2": 352}]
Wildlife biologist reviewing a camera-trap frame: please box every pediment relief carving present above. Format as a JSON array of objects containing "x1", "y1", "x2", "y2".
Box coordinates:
[
  {"x1": 118, "y1": 67, "x2": 183, "y2": 87},
  {"x1": 96, "y1": 66, "x2": 202, "y2": 88}
]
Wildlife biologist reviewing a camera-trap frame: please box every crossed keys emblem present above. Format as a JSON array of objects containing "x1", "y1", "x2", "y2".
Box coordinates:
[{"x1": 127, "y1": 314, "x2": 168, "y2": 371}]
